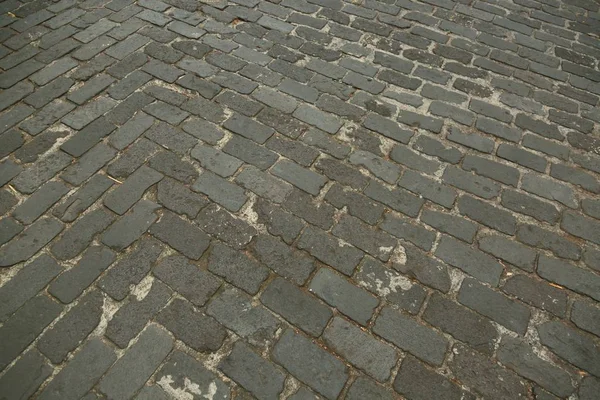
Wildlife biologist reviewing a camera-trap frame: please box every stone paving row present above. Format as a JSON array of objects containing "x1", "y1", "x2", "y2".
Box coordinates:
[{"x1": 0, "y1": 0, "x2": 600, "y2": 398}]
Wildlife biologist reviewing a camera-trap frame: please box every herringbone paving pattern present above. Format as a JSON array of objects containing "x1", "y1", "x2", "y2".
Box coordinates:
[{"x1": 1, "y1": 0, "x2": 600, "y2": 398}]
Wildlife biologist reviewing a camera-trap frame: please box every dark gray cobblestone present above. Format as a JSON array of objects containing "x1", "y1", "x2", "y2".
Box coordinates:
[{"x1": 1, "y1": 0, "x2": 600, "y2": 398}]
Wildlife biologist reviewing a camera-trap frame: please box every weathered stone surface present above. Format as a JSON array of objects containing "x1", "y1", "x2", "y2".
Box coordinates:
[
  {"x1": 219, "y1": 342, "x2": 285, "y2": 400},
  {"x1": 323, "y1": 317, "x2": 397, "y2": 382},
  {"x1": 207, "y1": 287, "x2": 279, "y2": 347},
  {"x1": 273, "y1": 329, "x2": 349, "y2": 399},
  {"x1": 2, "y1": 1, "x2": 598, "y2": 396},
  {"x1": 156, "y1": 351, "x2": 231, "y2": 400},
  {"x1": 261, "y1": 277, "x2": 331, "y2": 336},
  {"x1": 374, "y1": 307, "x2": 448, "y2": 366},
  {"x1": 153, "y1": 255, "x2": 221, "y2": 307}
]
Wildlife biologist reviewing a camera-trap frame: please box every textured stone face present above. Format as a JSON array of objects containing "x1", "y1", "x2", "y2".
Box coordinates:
[{"x1": 0, "y1": 0, "x2": 598, "y2": 398}]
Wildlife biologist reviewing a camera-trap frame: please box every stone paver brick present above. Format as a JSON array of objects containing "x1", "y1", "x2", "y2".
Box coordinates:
[
  {"x1": 356, "y1": 256, "x2": 426, "y2": 314},
  {"x1": 297, "y1": 225, "x2": 364, "y2": 276},
  {"x1": 207, "y1": 286, "x2": 279, "y2": 347},
  {"x1": 0, "y1": 294, "x2": 63, "y2": 370},
  {"x1": 156, "y1": 298, "x2": 226, "y2": 352},
  {"x1": 105, "y1": 279, "x2": 172, "y2": 348},
  {"x1": 37, "y1": 339, "x2": 117, "y2": 400},
  {"x1": 324, "y1": 317, "x2": 397, "y2": 382},
  {"x1": 261, "y1": 276, "x2": 331, "y2": 336},
  {"x1": 155, "y1": 350, "x2": 229, "y2": 398},
  {"x1": 38, "y1": 290, "x2": 103, "y2": 363},
  {"x1": 458, "y1": 278, "x2": 531, "y2": 335},
  {"x1": 450, "y1": 344, "x2": 528, "y2": 400},
  {"x1": 0, "y1": 217, "x2": 64, "y2": 267},
  {"x1": 374, "y1": 307, "x2": 448, "y2": 366},
  {"x1": 498, "y1": 336, "x2": 574, "y2": 397},
  {"x1": 395, "y1": 355, "x2": 474, "y2": 400},
  {"x1": 435, "y1": 235, "x2": 503, "y2": 287},
  {"x1": 309, "y1": 268, "x2": 379, "y2": 325},
  {"x1": 273, "y1": 329, "x2": 349, "y2": 400},
  {"x1": 219, "y1": 341, "x2": 285, "y2": 400},
  {"x1": 49, "y1": 245, "x2": 116, "y2": 304},
  {"x1": 538, "y1": 255, "x2": 600, "y2": 302},
  {"x1": 0, "y1": 349, "x2": 53, "y2": 400},
  {"x1": 99, "y1": 324, "x2": 173, "y2": 400},
  {"x1": 154, "y1": 254, "x2": 221, "y2": 307},
  {"x1": 538, "y1": 321, "x2": 600, "y2": 377}
]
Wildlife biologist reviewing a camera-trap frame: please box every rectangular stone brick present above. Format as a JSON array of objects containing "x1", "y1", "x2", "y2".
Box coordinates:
[
  {"x1": 13, "y1": 181, "x2": 69, "y2": 225},
  {"x1": 49, "y1": 245, "x2": 116, "y2": 303},
  {"x1": 503, "y1": 274, "x2": 567, "y2": 317},
  {"x1": 382, "y1": 213, "x2": 436, "y2": 251},
  {"x1": 517, "y1": 224, "x2": 581, "y2": 260},
  {"x1": 501, "y1": 189, "x2": 560, "y2": 224},
  {"x1": 421, "y1": 208, "x2": 477, "y2": 243},
  {"x1": 271, "y1": 159, "x2": 327, "y2": 195},
  {"x1": 261, "y1": 277, "x2": 331, "y2": 336},
  {"x1": 447, "y1": 126, "x2": 495, "y2": 153},
  {"x1": 60, "y1": 116, "x2": 116, "y2": 157},
  {"x1": 374, "y1": 307, "x2": 448, "y2": 365},
  {"x1": 0, "y1": 254, "x2": 62, "y2": 322},
  {"x1": 497, "y1": 143, "x2": 547, "y2": 172},
  {"x1": 325, "y1": 184, "x2": 383, "y2": 224},
  {"x1": 53, "y1": 175, "x2": 114, "y2": 222},
  {"x1": 324, "y1": 317, "x2": 397, "y2": 382},
  {"x1": 538, "y1": 255, "x2": 600, "y2": 301},
  {"x1": 395, "y1": 355, "x2": 474, "y2": 400},
  {"x1": 0, "y1": 295, "x2": 62, "y2": 370},
  {"x1": 273, "y1": 329, "x2": 349, "y2": 400},
  {"x1": 449, "y1": 344, "x2": 527, "y2": 400},
  {"x1": 223, "y1": 112, "x2": 274, "y2": 144},
  {"x1": 101, "y1": 200, "x2": 161, "y2": 251},
  {"x1": 443, "y1": 165, "x2": 501, "y2": 199},
  {"x1": 97, "y1": 237, "x2": 163, "y2": 301},
  {"x1": 38, "y1": 290, "x2": 103, "y2": 363},
  {"x1": 208, "y1": 287, "x2": 279, "y2": 346},
  {"x1": 297, "y1": 225, "x2": 363, "y2": 275},
  {"x1": 463, "y1": 154, "x2": 520, "y2": 187},
  {"x1": 37, "y1": 339, "x2": 116, "y2": 400},
  {"x1": 153, "y1": 255, "x2": 221, "y2": 307},
  {"x1": 61, "y1": 143, "x2": 117, "y2": 186},
  {"x1": 435, "y1": 235, "x2": 503, "y2": 286},
  {"x1": 497, "y1": 337, "x2": 574, "y2": 398},
  {"x1": 332, "y1": 215, "x2": 396, "y2": 262},
  {"x1": 525, "y1": 172, "x2": 578, "y2": 208},
  {"x1": 355, "y1": 256, "x2": 427, "y2": 314},
  {"x1": 398, "y1": 169, "x2": 457, "y2": 209},
  {"x1": 0, "y1": 350, "x2": 52, "y2": 400},
  {"x1": 219, "y1": 342, "x2": 285, "y2": 399},
  {"x1": 51, "y1": 208, "x2": 116, "y2": 261},
  {"x1": 156, "y1": 298, "x2": 226, "y2": 352},
  {"x1": 364, "y1": 180, "x2": 424, "y2": 218},
  {"x1": 310, "y1": 268, "x2": 378, "y2": 325},
  {"x1": 458, "y1": 195, "x2": 516, "y2": 235},
  {"x1": 99, "y1": 325, "x2": 173, "y2": 400},
  {"x1": 424, "y1": 293, "x2": 497, "y2": 355},
  {"x1": 458, "y1": 278, "x2": 531, "y2": 334},
  {"x1": 478, "y1": 234, "x2": 536, "y2": 272},
  {"x1": 293, "y1": 104, "x2": 343, "y2": 134},
  {"x1": 150, "y1": 211, "x2": 210, "y2": 259},
  {"x1": 196, "y1": 204, "x2": 256, "y2": 249},
  {"x1": 0, "y1": 217, "x2": 64, "y2": 267},
  {"x1": 551, "y1": 163, "x2": 600, "y2": 194},
  {"x1": 192, "y1": 171, "x2": 247, "y2": 212},
  {"x1": 208, "y1": 243, "x2": 269, "y2": 294},
  {"x1": 105, "y1": 280, "x2": 173, "y2": 348}
]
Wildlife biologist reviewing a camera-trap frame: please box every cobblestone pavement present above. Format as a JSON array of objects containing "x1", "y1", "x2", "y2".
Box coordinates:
[{"x1": 1, "y1": 0, "x2": 600, "y2": 398}]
